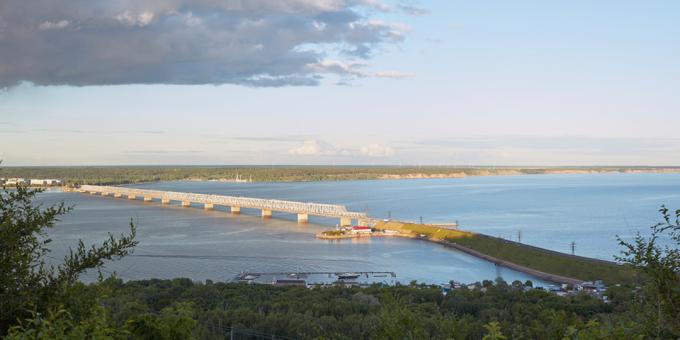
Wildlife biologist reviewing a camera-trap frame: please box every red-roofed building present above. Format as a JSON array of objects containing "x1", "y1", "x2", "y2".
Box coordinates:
[{"x1": 351, "y1": 226, "x2": 372, "y2": 234}]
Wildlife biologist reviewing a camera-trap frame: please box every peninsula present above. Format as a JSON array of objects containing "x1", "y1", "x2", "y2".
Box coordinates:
[{"x1": 318, "y1": 221, "x2": 634, "y2": 286}]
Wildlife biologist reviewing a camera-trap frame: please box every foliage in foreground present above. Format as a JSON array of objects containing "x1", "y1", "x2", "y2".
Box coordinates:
[
  {"x1": 0, "y1": 185, "x2": 137, "y2": 336},
  {"x1": 3, "y1": 278, "x2": 637, "y2": 339},
  {"x1": 616, "y1": 206, "x2": 680, "y2": 337}
]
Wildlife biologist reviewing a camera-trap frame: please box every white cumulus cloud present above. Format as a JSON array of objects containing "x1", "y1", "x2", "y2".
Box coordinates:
[
  {"x1": 288, "y1": 139, "x2": 339, "y2": 156},
  {"x1": 360, "y1": 143, "x2": 395, "y2": 157},
  {"x1": 38, "y1": 20, "x2": 70, "y2": 30}
]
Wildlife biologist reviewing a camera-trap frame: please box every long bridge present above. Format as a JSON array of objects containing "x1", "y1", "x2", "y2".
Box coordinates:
[{"x1": 73, "y1": 185, "x2": 369, "y2": 226}]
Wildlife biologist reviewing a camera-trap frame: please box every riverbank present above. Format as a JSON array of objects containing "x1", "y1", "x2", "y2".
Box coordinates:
[
  {"x1": 318, "y1": 221, "x2": 636, "y2": 286},
  {"x1": 3, "y1": 165, "x2": 680, "y2": 185}
]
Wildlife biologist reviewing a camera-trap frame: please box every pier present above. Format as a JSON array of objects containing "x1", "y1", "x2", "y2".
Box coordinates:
[
  {"x1": 74, "y1": 185, "x2": 369, "y2": 226},
  {"x1": 232, "y1": 271, "x2": 397, "y2": 286}
]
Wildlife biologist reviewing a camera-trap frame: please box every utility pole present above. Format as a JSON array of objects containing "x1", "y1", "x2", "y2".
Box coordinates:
[
  {"x1": 419, "y1": 216, "x2": 423, "y2": 224},
  {"x1": 517, "y1": 230, "x2": 522, "y2": 243},
  {"x1": 570, "y1": 241, "x2": 576, "y2": 255}
]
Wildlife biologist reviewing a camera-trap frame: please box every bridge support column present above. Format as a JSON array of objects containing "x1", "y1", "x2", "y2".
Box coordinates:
[
  {"x1": 161, "y1": 198, "x2": 170, "y2": 204},
  {"x1": 231, "y1": 206, "x2": 241, "y2": 214},
  {"x1": 114, "y1": 193, "x2": 122, "y2": 198},
  {"x1": 340, "y1": 217, "x2": 352, "y2": 227},
  {"x1": 357, "y1": 219, "x2": 369, "y2": 226},
  {"x1": 127, "y1": 195, "x2": 136, "y2": 200},
  {"x1": 204, "y1": 203, "x2": 214, "y2": 210},
  {"x1": 297, "y1": 213, "x2": 309, "y2": 224},
  {"x1": 101, "y1": 192, "x2": 109, "y2": 197},
  {"x1": 144, "y1": 196, "x2": 153, "y2": 202},
  {"x1": 181, "y1": 201, "x2": 191, "y2": 207},
  {"x1": 89, "y1": 191, "x2": 98, "y2": 195},
  {"x1": 261, "y1": 209, "x2": 272, "y2": 218}
]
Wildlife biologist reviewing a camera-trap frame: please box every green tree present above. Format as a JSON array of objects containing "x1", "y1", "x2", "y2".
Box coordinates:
[
  {"x1": 616, "y1": 205, "x2": 680, "y2": 337},
  {"x1": 482, "y1": 321, "x2": 506, "y2": 340},
  {"x1": 0, "y1": 184, "x2": 137, "y2": 335}
]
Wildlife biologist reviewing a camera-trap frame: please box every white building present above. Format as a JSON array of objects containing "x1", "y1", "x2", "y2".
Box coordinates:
[
  {"x1": 5, "y1": 178, "x2": 26, "y2": 186},
  {"x1": 30, "y1": 179, "x2": 46, "y2": 186},
  {"x1": 29, "y1": 179, "x2": 62, "y2": 186}
]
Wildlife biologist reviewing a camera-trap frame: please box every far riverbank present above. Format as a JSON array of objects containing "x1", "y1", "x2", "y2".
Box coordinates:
[{"x1": 3, "y1": 165, "x2": 680, "y2": 186}]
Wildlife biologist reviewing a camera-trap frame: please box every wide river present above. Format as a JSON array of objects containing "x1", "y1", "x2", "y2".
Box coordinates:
[{"x1": 40, "y1": 173, "x2": 680, "y2": 285}]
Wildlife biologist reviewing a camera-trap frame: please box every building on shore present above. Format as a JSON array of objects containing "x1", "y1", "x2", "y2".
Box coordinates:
[
  {"x1": 351, "y1": 226, "x2": 372, "y2": 235},
  {"x1": 4, "y1": 178, "x2": 27, "y2": 186},
  {"x1": 2, "y1": 178, "x2": 62, "y2": 187},
  {"x1": 29, "y1": 179, "x2": 62, "y2": 186}
]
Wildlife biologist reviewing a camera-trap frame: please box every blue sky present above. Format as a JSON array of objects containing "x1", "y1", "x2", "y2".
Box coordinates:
[{"x1": 1, "y1": 0, "x2": 679, "y2": 165}]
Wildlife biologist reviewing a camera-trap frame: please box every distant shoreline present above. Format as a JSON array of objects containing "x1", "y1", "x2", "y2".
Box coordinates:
[
  {"x1": 186, "y1": 167, "x2": 680, "y2": 182},
  {"x1": 2, "y1": 166, "x2": 680, "y2": 186}
]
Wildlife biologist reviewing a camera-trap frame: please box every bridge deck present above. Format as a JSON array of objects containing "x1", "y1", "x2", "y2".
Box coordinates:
[{"x1": 76, "y1": 185, "x2": 367, "y2": 219}]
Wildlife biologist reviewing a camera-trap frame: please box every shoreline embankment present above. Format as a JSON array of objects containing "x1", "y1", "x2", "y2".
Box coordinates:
[
  {"x1": 319, "y1": 231, "x2": 584, "y2": 285},
  {"x1": 317, "y1": 222, "x2": 631, "y2": 285}
]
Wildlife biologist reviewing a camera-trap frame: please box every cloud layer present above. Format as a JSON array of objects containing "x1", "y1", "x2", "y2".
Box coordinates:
[{"x1": 0, "y1": 0, "x2": 409, "y2": 88}]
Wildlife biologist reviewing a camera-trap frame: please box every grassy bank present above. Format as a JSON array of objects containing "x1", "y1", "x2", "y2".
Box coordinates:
[
  {"x1": 374, "y1": 221, "x2": 473, "y2": 240},
  {"x1": 374, "y1": 221, "x2": 635, "y2": 285},
  {"x1": 450, "y1": 234, "x2": 636, "y2": 285},
  {"x1": 2, "y1": 165, "x2": 679, "y2": 185}
]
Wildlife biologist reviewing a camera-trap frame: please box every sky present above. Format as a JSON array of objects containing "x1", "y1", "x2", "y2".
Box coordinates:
[{"x1": 1, "y1": 0, "x2": 679, "y2": 166}]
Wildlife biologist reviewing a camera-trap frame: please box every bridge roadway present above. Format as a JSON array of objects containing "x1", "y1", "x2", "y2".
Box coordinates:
[{"x1": 76, "y1": 185, "x2": 369, "y2": 226}]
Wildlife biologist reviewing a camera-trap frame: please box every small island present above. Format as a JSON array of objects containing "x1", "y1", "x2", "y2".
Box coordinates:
[{"x1": 317, "y1": 221, "x2": 471, "y2": 240}]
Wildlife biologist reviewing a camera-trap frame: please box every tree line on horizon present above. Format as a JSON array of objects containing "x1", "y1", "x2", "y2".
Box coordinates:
[{"x1": 2, "y1": 165, "x2": 677, "y2": 186}]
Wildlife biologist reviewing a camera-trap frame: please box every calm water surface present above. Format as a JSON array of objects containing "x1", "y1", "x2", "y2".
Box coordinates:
[{"x1": 42, "y1": 173, "x2": 680, "y2": 285}]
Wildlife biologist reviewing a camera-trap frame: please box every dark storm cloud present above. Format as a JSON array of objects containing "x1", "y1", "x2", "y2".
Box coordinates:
[{"x1": 0, "y1": 0, "x2": 406, "y2": 88}]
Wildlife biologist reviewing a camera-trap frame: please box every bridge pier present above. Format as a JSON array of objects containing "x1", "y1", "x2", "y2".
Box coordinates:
[
  {"x1": 101, "y1": 192, "x2": 109, "y2": 197},
  {"x1": 127, "y1": 195, "x2": 136, "y2": 200},
  {"x1": 340, "y1": 217, "x2": 352, "y2": 227},
  {"x1": 144, "y1": 196, "x2": 153, "y2": 202},
  {"x1": 204, "y1": 203, "x2": 214, "y2": 210},
  {"x1": 89, "y1": 191, "x2": 98, "y2": 195},
  {"x1": 161, "y1": 198, "x2": 170, "y2": 204},
  {"x1": 114, "y1": 193, "x2": 122, "y2": 198},
  {"x1": 357, "y1": 218, "x2": 369, "y2": 226},
  {"x1": 298, "y1": 213, "x2": 309, "y2": 224},
  {"x1": 181, "y1": 201, "x2": 191, "y2": 207},
  {"x1": 231, "y1": 206, "x2": 241, "y2": 214},
  {"x1": 261, "y1": 209, "x2": 272, "y2": 218}
]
